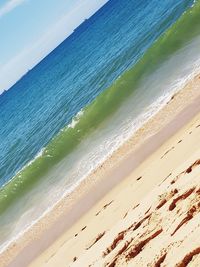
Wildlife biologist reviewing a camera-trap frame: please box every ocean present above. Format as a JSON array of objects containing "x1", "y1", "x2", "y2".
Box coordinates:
[{"x1": 0, "y1": 0, "x2": 199, "y2": 251}]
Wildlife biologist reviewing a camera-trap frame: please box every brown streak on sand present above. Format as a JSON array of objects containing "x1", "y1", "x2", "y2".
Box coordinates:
[
  {"x1": 86, "y1": 231, "x2": 106, "y2": 250},
  {"x1": 131, "y1": 214, "x2": 151, "y2": 231},
  {"x1": 156, "y1": 199, "x2": 167, "y2": 210},
  {"x1": 156, "y1": 189, "x2": 178, "y2": 210},
  {"x1": 171, "y1": 204, "x2": 200, "y2": 236},
  {"x1": 176, "y1": 247, "x2": 200, "y2": 267},
  {"x1": 161, "y1": 146, "x2": 175, "y2": 159},
  {"x1": 196, "y1": 188, "x2": 200, "y2": 195},
  {"x1": 133, "y1": 203, "x2": 140, "y2": 210},
  {"x1": 159, "y1": 173, "x2": 172, "y2": 186},
  {"x1": 95, "y1": 200, "x2": 114, "y2": 216},
  {"x1": 144, "y1": 206, "x2": 151, "y2": 215},
  {"x1": 171, "y1": 159, "x2": 200, "y2": 184},
  {"x1": 123, "y1": 211, "x2": 128, "y2": 219},
  {"x1": 104, "y1": 232, "x2": 125, "y2": 256},
  {"x1": 169, "y1": 188, "x2": 195, "y2": 211},
  {"x1": 106, "y1": 240, "x2": 133, "y2": 267},
  {"x1": 171, "y1": 160, "x2": 200, "y2": 185},
  {"x1": 103, "y1": 200, "x2": 114, "y2": 209},
  {"x1": 154, "y1": 253, "x2": 167, "y2": 267},
  {"x1": 126, "y1": 228, "x2": 163, "y2": 260},
  {"x1": 117, "y1": 240, "x2": 132, "y2": 256},
  {"x1": 185, "y1": 159, "x2": 200, "y2": 174},
  {"x1": 104, "y1": 213, "x2": 151, "y2": 257},
  {"x1": 107, "y1": 258, "x2": 117, "y2": 267},
  {"x1": 173, "y1": 214, "x2": 193, "y2": 237}
]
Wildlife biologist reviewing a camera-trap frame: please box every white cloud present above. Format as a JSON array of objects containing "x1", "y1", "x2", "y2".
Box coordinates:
[{"x1": 0, "y1": 0, "x2": 26, "y2": 18}]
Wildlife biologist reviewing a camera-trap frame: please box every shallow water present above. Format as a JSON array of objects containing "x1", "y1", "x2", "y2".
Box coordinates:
[{"x1": 0, "y1": 0, "x2": 199, "y2": 251}]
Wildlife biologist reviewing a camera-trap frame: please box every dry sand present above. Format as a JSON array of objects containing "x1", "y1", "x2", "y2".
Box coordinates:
[
  {"x1": 30, "y1": 106, "x2": 200, "y2": 267},
  {"x1": 2, "y1": 75, "x2": 200, "y2": 267}
]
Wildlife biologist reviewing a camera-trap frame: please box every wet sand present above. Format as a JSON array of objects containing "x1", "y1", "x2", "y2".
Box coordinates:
[{"x1": 2, "y1": 75, "x2": 200, "y2": 267}]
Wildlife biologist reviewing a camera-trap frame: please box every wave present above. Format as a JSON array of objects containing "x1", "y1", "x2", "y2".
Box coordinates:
[{"x1": 0, "y1": 0, "x2": 200, "y2": 215}]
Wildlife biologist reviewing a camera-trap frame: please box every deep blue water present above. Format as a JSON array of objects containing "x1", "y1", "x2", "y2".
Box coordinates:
[{"x1": 0, "y1": 0, "x2": 194, "y2": 188}]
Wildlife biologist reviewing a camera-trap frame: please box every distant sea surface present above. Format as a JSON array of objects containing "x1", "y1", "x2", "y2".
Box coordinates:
[{"x1": 0, "y1": 0, "x2": 200, "y2": 251}]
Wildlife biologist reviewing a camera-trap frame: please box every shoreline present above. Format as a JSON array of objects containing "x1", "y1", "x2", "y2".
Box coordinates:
[{"x1": 2, "y1": 74, "x2": 200, "y2": 267}]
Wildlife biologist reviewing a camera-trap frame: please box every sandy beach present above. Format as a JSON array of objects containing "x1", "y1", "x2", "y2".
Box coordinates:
[
  {"x1": 1, "y1": 1, "x2": 200, "y2": 267},
  {"x1": 2, "y1": 75, "x2": 200, "y2": 267}
]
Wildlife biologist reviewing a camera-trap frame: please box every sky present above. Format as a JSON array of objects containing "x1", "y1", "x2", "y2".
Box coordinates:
[{"x1": 0, "y1": 0, "x2": 109, "y2": 93}]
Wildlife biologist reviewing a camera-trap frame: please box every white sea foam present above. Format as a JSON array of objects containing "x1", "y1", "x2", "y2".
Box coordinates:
[
  {"x1": 0, "y1": 64, "x2": 199, "y2": 254},
  {"x1": 1, "y1": 34, "x2": 200, "y2": 254},
  {"x1": 67, "y1": 109, "x2": 84, "y2": 129}
]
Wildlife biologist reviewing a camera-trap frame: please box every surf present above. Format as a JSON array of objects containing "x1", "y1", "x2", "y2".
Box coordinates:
[{"x1": 0, "y1": 0, "x2": 199, "y2": 217}]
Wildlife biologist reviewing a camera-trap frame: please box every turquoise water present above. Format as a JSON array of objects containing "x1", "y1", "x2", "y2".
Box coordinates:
[{"x1": 0, "y1": 0, "x2": 200, "y2": 251}]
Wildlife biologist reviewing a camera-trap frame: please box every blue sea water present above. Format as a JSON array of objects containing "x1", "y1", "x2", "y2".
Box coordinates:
[{"x1": 0, "y1": 0, "x2": 200, "y2": 250}]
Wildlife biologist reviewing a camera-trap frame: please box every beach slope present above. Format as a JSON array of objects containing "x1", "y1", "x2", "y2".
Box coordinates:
[{"x1": 21, "y1": 81, "x2": 200, "y2": 267}]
